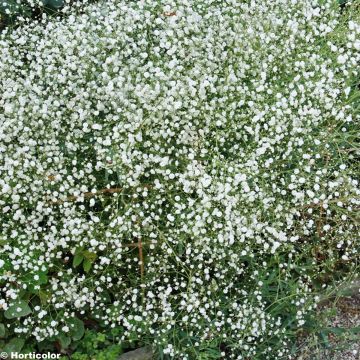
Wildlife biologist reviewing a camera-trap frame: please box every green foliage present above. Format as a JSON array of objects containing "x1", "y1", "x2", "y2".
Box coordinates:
[
  {"x1": 68, "y1": 318, "x2": 85, "y2": 341},
  {"x1": 42, "y1": 0, "x2": 64, "y2": 9},
  {"x1": 67, "y1": 329, "x2": 123, "y2": 360},
  {"x1": 0, "y1": 0, "x2": 359, "y2": 359},
  {"x1": 3, "y1": 337, "x2": 25, "y2": 353},
  {"x1": 4, "y1": 300, "x2": 32, "y2": 319},
  {"x1": 72, "y1": 247, "x2": 97, "y2": 273}
]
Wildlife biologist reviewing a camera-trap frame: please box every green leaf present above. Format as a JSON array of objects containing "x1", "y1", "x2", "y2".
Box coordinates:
[
  {"x1": 98, "y1": 290, "x2": 111, "y2": 304},
  {"x1": 68, "y1": 318, "x2": 85, "y2": 341},
  {"x1": 325, "y1": 327, "x2": 347, "y2": 335},
  {"x1": 37, "y1": 339, "x2": 54, "y2": 352},
  {"x1": 0, "y1": 324, "x2": 5, "y2": 338},
  {"x1": 46, "y1": 0, "x2": 64, "y2": 9},
  {"x1": 21, "y1": 269, "x2": 48, "y2": 293},
  {"x1": 349, "y1": 326, "x2": 360, "y2": 334},
  {"x1": 110, "y1": 326, "x2": 124, "y2": 337},
  {"x1": 324, "y1": 326, "x2": 360, "y2": 335},
  {"x1": 4, "y1": 300, "x2": 32, "y2": 319},
  {"x1": 4, "y1": 337, "x2": 25, "y2": 353},
  {"x1": 319, "y1": 331, "x2": 330, "y2": 348},
  {"x1": 83, "y1": 258, "x2": 92, "y2": 273},
  {"x1": 73, "y1": 254, "x2": 84, "y2": 267},
  {"x1": 177, "y1": 242, "x2": 184, "y2": 256},
  {"x1": 57, "y1": 334, "x2": 71, "y2": 349},
  {"x1": 83, "y1": 250, "x2": 97, "y2": 262},
  {"x1": 38, "y1": 290, "x2": 50, "y2": 305}
]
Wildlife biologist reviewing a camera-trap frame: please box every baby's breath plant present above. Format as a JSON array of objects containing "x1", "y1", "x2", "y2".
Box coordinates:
[{"x1": 0, "y1": 0, "x2": 359, "y2": 358}]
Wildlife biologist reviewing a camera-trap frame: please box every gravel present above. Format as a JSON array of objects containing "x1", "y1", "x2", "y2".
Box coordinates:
[{"x1": 298, "y1": 284, "x2": 360, "y2": 360}]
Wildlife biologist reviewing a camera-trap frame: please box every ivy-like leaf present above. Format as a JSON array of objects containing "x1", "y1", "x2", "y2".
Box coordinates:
[
  {"x1": 57, "y1": 333, "x2": 71, "y2": 349},
  {"x1": 4, "y1": 337, "x2": 25, "y2": 353},
  {"x1": 68, "y1": 318, "x2": 85, "y2": 341}
]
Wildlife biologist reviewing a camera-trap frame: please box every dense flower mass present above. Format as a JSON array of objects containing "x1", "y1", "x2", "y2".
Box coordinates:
[{"x1": 0, "y1": 0, "x2": 359, "y2": 358}]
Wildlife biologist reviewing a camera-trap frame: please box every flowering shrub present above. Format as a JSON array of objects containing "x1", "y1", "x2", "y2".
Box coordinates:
[{"x1": 0, "y1": 0, "x2": 359, "y2": 358}]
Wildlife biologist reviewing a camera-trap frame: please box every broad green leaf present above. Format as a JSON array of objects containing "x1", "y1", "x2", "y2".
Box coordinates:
[
  {"x1": 57, "y1": 334, "x2": 71, "y2": 349},
  {"x1": 68, "y1": 318, "x2": 85, "y2": 341},
  {"x1": 4, "y1": 300, "x2": 32, "y2": 319},
  {"x1": 47, "y1": 0, "x2": 64, "y2": 9},
  {"x1": 4, "y1": 337, "x2": 25, "y2": 353},
  {"x1": 38, "y1": 290, "x2": 50, "y2": 305},
  {"x1": 83, "y1": 258, "x2": 92, "y2": 273},
  {"x1": 83, "y1": 250, "x2": 97, "y2": 262},
  {"x1": 21, "y1": 270, "x2": 48, "y2": 293},
  {"x1": 37, "y1": 339, "x2": 54, "y2": 352},
  {"x1": 73, "y1": 254, "x2": 84, "y2": 267}
]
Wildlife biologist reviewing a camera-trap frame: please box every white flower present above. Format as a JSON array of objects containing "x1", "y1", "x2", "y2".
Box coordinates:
[
  {"x1": 337, "y1": 54, "x2": 347, "y2": 64},
  {"x1": 0, "y1": 0, "x2": 358, "y2": 357},
  {"x1": 201, "y1": 175, "x2": 212, "y2": 188},
  {"x1": 62, "y1": 326, "x2": 69, "y2": 333},
  {"x1": 1, "y1": 184, "x2": 11, "y2": 194},
  {"x1": 92, "y1": 124, "x2": 102, "y2": 130}
]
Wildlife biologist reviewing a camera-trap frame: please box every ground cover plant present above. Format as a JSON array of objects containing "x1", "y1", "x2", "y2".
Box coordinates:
[{"x1": 0, "y1": 0, "x2": 359, "y2": 359}]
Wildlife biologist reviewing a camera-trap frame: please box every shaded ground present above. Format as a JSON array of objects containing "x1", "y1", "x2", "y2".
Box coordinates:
[{"x1": 298, "y1": 287, "x2": 360, "y2": 360}]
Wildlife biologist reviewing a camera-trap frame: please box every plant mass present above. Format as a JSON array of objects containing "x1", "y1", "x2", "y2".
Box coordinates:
[{"x1": 0, "y1": 0, "x2": 359, "y2": 358}]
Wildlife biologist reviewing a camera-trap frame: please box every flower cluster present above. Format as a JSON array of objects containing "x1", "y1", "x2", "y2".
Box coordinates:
[{"x1": 0, "y1": 0, "x2": 359, "y2": 358}]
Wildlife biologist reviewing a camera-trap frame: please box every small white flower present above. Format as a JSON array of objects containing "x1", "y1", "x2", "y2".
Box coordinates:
[
  {"x1": 1, "y1": 184, "x2": 10, "y2": 194},
  {"x1": 92, "y1": 124, "x2": 102, "y2": 130},
  {"x1": 201, "y1": 175, "x2": 212, "y2": 188},
  {"x1": 337, "y1": 54, "x2": 347, "y2": 64}
]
